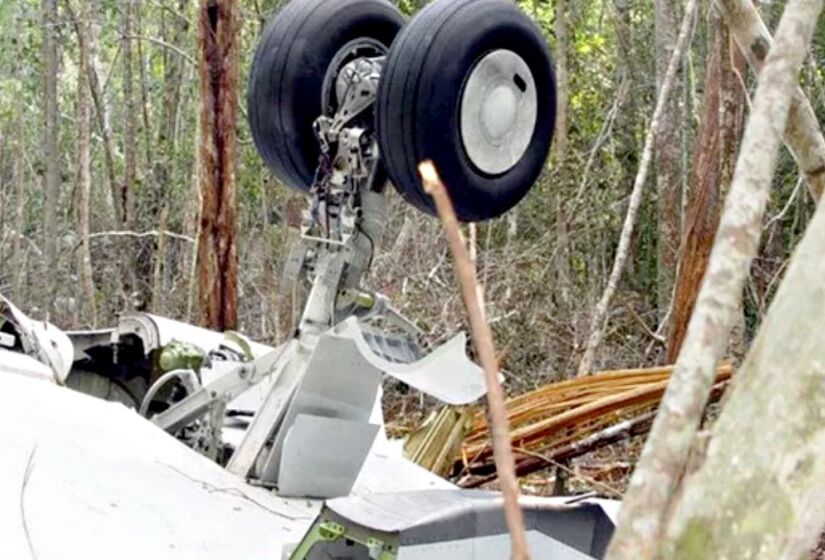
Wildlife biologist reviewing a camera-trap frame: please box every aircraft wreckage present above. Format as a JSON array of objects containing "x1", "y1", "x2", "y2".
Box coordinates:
[{"x1": 0, "y1": 0, "x2": 618, "y2": 557}]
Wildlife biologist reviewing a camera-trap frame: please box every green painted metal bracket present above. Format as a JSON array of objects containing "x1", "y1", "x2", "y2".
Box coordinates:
[{"x1": 288, "y1": 519, "x2": 396, "y2": 560}]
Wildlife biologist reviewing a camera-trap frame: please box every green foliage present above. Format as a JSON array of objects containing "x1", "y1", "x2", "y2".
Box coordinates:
[{"x1": 0, "y1": 0, "x2": 821, "y2": 381}]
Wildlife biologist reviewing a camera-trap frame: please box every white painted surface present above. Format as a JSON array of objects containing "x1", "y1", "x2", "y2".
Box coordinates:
[
  {"x1": 0, "y1": 350, "x2": 55, "y2": 383},
  {"x1": 0, "y1": 373, "x2": 319, "y2": 560}
]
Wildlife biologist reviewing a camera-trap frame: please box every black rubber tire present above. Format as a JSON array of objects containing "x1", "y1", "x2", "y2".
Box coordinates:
[
  {"x1": 248, "y1": 0, "x2": 404, "y2": 191},
  {"x1": 376, "y1": 0, "x2": 556, "y2": 221}
]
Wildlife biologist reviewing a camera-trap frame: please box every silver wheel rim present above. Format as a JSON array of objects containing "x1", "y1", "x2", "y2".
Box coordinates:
[{"x1": 460, "y1": 49, "x2": 538, "y2": 175}]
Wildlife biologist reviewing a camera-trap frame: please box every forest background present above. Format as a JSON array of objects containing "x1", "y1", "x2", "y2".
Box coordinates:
[{"x1": 1, "y1": 0, "x2": 823, "y2": 419}]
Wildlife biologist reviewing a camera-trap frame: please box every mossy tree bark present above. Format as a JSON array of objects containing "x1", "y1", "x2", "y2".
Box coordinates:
[
  {"x1": 660, "y1": 182, "x2": 825, "y2": 556},
  {"x1": 606, "y1": 0, "x2": 824, "y2": 558},
  {"x1": 715, "y1": 0, "x2": 825, "y2": 203}
]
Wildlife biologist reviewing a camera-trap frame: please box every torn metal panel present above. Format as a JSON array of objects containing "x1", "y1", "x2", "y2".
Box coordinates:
[
  {"x1": 337, "y1": 318, "x2": 489, "y2": 406},
  {"x1": 64, "y1": 328, "x2": 114, "y2": 361},
  {"x1": 0, "y1": 293, "x2": 73, "y2": 384}
]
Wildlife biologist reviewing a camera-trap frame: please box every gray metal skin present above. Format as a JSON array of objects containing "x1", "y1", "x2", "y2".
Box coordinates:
[{"x1": 297, "y1": 491, "x2": 614, "y2": 560}]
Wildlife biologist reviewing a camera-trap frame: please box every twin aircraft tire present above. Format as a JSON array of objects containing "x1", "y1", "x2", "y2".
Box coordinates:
[
  {"x1": 247, "y1": 0, "x2": 404, "y2": 191},
  {"x1": 248, "y1": 0, "x2": 556, "y2": 221}
]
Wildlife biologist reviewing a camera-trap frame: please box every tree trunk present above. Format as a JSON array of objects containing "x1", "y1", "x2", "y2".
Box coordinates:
[
  {"x1": 72, "y1": 1, "x2": 98, "y2": 327},
  {"x1": 0, "y1": 133, "x2": 6, "y2": 269},
  {"x1": 12, "y1": 8, "x2": 27, "y2": 305},
  {"x1": 605, "y1": 1, "x2": 824, "y2": 557},
  {"x1": 151, "y1": 205, "x2": 169, "y2": 313},
  {"x1": 160, "y1": 0, "x2": 191, "y2": 306},
  {"x1": 197, "y1": 0, "x2": 239, "y2": 331},
  {"x1": 666, "y1": 15, "x2": 746, "y2": 362},
  {"x1": 661, "y1": 81, "x2": 825, "y2": 560},
  {"x1": 718, "y1": 27, "x2": 749, "y2": 363},
  {"x1": 554, "y1": 0, "x2": 571, "y2": 306},
  {"x1": 610, "y1": 0, "x2": 640, "y2": 283},
  {"x1": 654, "y1": 0, "x2": 683, "y2": 320},
  {"x1": 87, "y1": 0, "x2": 121, "y2": 227},
  {"x1": 577, "y1": 0, "x2": 698, "y2": 376},
  {"x1": 122, "y1": 0, "x2": 138, "y2": 303},
  {"x1": 134, "y1": 0, "x2": 153, "y2": 172},
  {"x1": 715, "y1": 0, "x2": 825, "y2": 203},
  {"x1": 41, "y1": 0, "x2": 60, "y2": 317},
  {"x1": 554, "y1": 0, "x2": 569, "y2": 165}
]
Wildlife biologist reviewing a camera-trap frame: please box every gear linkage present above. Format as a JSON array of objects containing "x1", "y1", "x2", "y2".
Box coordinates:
[{"x1": 284, "y1": 52, "x2": 416, "y2": 333}]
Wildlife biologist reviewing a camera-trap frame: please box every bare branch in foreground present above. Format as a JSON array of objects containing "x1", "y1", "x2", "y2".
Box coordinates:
[{"x1": 419, "y1": 161, "x2": 530, "y2": 560}]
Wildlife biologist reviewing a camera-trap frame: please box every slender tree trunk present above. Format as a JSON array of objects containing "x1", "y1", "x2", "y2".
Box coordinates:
[
  {"x1": 160, "y1": 0, "x2": 190, "y2": 305},
  {"x1": 133, "y1": 0, "x2": 161, "y2": 311},
  {"x1": 610, "y1": 0, "x2": 640, "y2": 283},
  {"x1": 661, "y1": 86, "x2": 825, "y2": 560},
  {"x1": 0, "y1": 133, "x2": 6, "y2": 269},
  {"x1": 554, "y1": 0, "x2": 569, "y2": 164},
  {"x1": 185, "y1": 109, "x2": 201, "y2": 323},
  {"x1": 41, "y1": 0, "x2": 60, "y2": 317},
  {"x1": 667, "y1": 14, "x2": 746, "y2": 362},
  {"x1": 197, "y1": 0, "x2": 239, "y2": 331},
  {"x1": 612, "y1": 0, "x2": 639, "y2": 198},
  {"x1": 12, "y1": 10, "x2": 27, "y2": 305},
  {"x1": 654, "y1": 0, "x2": 683, "y2": 321},
  {"x1": 122, "y1": 0, "x2": 138, "y2": 303},
  {"x1": 151, "y1": 205, "x2": 168, "y2": 313},
  {"x1": 577, "y1": 0, "x2": 698, "y2": 376},
  {"x1": 87, "y1": 0, "x2": 121, "y2": 227},
  {"x1": 553, "y1": 0, "x2": 571, "y2": 307},
  {"x1": 135, "y1": 0, "x2": 152, "y2": 171},
  {"x1": 606, "y1": 1, "x2": 823, "y2": 557},
  {"x1": 715, "y1": 0, "x2": 825, "y2": 203},
  {"x1": 720, "y1": 33, "x2": 749, "y2": 363},
  {"x1": 73, "y1": 1, "x2": 98, "y2": 327}
]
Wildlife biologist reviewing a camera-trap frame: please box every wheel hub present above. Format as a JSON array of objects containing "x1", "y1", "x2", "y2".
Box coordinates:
[{"x1": 460, "y1": 49, "x2": 538, "y2": 175}]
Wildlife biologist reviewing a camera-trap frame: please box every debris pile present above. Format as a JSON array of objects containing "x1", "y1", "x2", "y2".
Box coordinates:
[{"x1": 406, "y1": 364, "x2": 732, "y2": 488}]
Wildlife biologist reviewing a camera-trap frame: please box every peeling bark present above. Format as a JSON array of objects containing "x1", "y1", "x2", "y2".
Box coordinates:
[
  {"x1": 197, "y1": 0, "x2": 239, "y2": 331},
  {"x1": 661, "y1": 54, "x2": 825, "y2": 559},
  {"x1": 606, "y1": 1, "x2": 824, "y2": 557},
  {"x1": 667, "y1": 26, "x2": 723, "y2": 363},
  {"x1": 667, "y1": 17, "x2": 747, "y2": 362}
]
